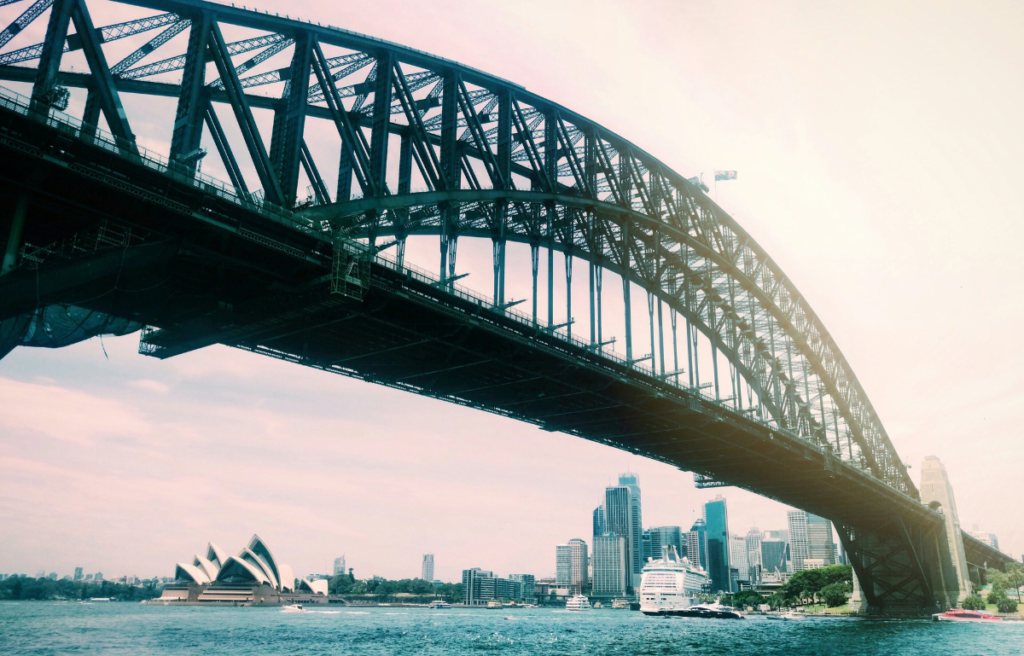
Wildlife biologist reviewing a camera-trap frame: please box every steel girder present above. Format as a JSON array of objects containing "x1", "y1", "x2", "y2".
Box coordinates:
[{"x1": 0, "y1": 0, "x2": 914, "y2": 497}]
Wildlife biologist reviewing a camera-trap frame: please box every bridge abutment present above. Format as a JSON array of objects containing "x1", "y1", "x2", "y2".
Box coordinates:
[{"x1": 918, "y1": 456, "x2": 972, "y2": 605}]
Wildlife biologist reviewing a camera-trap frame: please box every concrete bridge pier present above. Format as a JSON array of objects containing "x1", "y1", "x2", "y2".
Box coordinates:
[{"x1": 918, "y1": 456, "x2": 972, "y2": 605}]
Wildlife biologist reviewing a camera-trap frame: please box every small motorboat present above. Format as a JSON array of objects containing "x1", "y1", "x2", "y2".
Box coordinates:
[
  {"x1": 781, "y1": 611, "x2": 804, "y2": 620},
  {"x1": 281, "y1": 604, "x2": 306, "y2": 613},
  {"x1": 933, "y1": 609, "x2": 1002, "y2": 622}
]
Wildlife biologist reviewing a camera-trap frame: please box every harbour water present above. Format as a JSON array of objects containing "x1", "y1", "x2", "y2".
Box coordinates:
[{"x1": 1, "y1": 603, "x2": 1022, "y2": 655}]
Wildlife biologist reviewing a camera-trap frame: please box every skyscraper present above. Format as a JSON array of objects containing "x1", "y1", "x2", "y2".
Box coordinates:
[
  {"x1": 604, "y1": 485, "x2": 633, "y2": 589},
  {"x1": 787, "y1": 511, "x2": 809, "y2": 571},
  {"x1": 591, "y1": 534, "x2": 627, "y2": 597},
  {"x1": 555, "y1": 544, "x2": 572, "y2": 587},
  {"x1": 568, "y1": 539, "x2": 589, "y2": 592},
  {"x1": 760, "y1": 540, "x2": 787, "y2": 575},
  {"x1": 788, "y1": 510, "x2": 835, "y2": 570},
  {"x1": 421, "y1": 554, "x2": 434, "y2": 582},
  {"x1": 73, "y1": 567, "x2": 83, "y2": 582},
  {"x1": 650, "y1": 526, "x2": 685, "y2": 561},
  {"x1": 618, "y1": 472, "x2": 644, "y2": 590},
  {"x1": 333, "y1": 556, "x2": 346, "y2": 576},
  {"x1": 745, "y1": 528, "x2": 763, "y2": 582},
  {"x1": 704, "y1": 495, "x2": 731, "y2": 592},
  {"x1": 593, "y1": 505, "x2": 605, "y2": 536},
  {"x1": 642, "y1": 529, "x2": 652, "y2": 562},
  {"x1": 729, "y1": 535, "x2": 748, "y2": 586},
  {"x1": 807, "y1": 514, "x2": 835, "y2": 566},
  {"x1": 688, "y1": 518, "x2": 707, "y2": 570}
]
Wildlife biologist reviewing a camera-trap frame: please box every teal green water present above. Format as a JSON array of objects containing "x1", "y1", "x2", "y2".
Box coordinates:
[{"x1": 1, "y1": 603, "x2": 1022, "y2": 655}]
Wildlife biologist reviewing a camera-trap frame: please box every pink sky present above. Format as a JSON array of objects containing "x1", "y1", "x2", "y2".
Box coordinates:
[{"x1": 0, "y1": 0, "x2": 1021, "y2": 580}]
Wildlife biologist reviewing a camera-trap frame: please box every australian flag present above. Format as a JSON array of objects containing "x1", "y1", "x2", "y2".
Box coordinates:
[{"x1": 715, "y1": 170, "x2": 738, "y2": 181}]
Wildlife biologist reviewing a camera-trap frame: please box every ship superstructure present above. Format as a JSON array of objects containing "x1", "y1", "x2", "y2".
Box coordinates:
[{"x1": 639, "y1": 545, "x2": 709, "y2": 615}]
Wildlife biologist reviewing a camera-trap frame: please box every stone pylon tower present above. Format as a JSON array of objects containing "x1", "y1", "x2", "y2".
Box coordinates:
[{"x1": 918, "y1": 456, "x2": 972, "y2": 604}]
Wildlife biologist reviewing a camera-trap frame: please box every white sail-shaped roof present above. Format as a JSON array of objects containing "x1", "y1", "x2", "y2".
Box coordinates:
[
  {"x1": 298, "y1": 578, "x2": 329, "y2": 595},
  {"x1": 206, "y1": 542, "x2": 228, "y2": 570},
  {"x1": 239, "y1": 548, "x2": 278, "y2": 590},
  {"x1": 278, "y1": 564, "x2": 295, "y2": 593},
  {"x1": 215, "y1": 555, "x2": 270, "y2": 585},
  {"x1": 193, "y1": 555, "x2": 219, "y2": 581},
  {"x1": 175, "y1": 563, "x2": 210, "y2": 584},
  {"x1": 245, "y1": 535, "x2": 281, "y2": 588}
]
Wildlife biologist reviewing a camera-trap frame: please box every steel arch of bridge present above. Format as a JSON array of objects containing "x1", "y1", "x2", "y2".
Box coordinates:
[{"x1": 0, "y1": 0, "x2": 914, "y2": 496}]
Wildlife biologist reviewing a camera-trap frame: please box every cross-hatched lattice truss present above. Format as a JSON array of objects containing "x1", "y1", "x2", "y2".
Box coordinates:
[{"x1": 0, "y1": 0, "x2": 915, "y2": 498}]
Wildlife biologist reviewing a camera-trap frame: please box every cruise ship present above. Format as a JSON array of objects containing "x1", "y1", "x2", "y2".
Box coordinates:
[{"x1": 639, "y1": 545, "x2": 709, "y2": 616}]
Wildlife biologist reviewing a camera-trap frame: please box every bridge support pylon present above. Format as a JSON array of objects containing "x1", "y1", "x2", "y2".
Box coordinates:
[{"x1": 918, "y1": 456, "x2": 972, "y2": 605}]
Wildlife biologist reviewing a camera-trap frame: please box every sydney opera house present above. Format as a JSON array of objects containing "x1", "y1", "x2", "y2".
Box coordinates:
[{"x1": 155, "y1": 534, "x2": 329, "y2": 605}]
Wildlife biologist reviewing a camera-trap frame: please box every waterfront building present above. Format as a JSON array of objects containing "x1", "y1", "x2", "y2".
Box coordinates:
[
  {"x1": 730, "y1": 535, "x2": 748, "y2": 588},
  {"x1": 421, "y1": 554, "x2": 434, "y2": 582},
  {"x1": 462, "y1": 568, "x2": 522, "y2": 605},
  {"x1": 593, "y1": 505, "x2": 605, "y2": 536},
  {"x1": 761, "y1": 539, "x2": 788, "y2": 576},
  {"x1": 688, "y1": 518, "x2": 707, "y2": 570},
  {"x1": 333, "y1": 556, "x2": 346, "y2": 576},
  {"x1": 461, "y1": 568, "x2": 493, "y2": 606},
  {"x1": 555, "y1": 544, "x2": 571, "y2": 587},
  {"x1": 619, "y1": 473, "x2": 644, "y2": 590},
  {"x1": 704, "y1": 495, "x2": 731, "y2": 592},
  {"x1": 569, "y1": 539, "x2": 589, "y2": 592},
  {"x1": 592, "y1": 534, "x2": 627, "y2": 597},
  {"x1": 156, "y1": 534, "x2": 331, "y2": 605},
  {"x1": 509, "y1": 574, "x2": 536, "y2": 603},
  {"x1": 73, "y1": 567, "x2": 83, "y2": 582}
]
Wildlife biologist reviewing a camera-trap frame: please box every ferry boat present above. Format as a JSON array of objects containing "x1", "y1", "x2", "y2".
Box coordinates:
[
  {"x1": 933, "y1": 609, "x2": 1003, "y2": 622},
  {"x1": 639, "y1": 545, "x2": 710, "y2": 616},
  {"x1": 428, "y1": 600, "x2": 452, "y2": 609},
  {"x1": 565, "y1": 594, "x2": 592, "y2": 611}
]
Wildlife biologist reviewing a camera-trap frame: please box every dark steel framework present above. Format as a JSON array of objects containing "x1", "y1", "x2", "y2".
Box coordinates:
[{"x1": 0, "y1": 0, "x2": 1014, "y2": 612}]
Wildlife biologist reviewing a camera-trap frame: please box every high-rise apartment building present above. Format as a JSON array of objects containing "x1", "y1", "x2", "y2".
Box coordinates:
[
  {"x1": 568, "y1": 539, "x2": 589, "y2": 592},
  {"x1": 729, "y1": 535, "x2": 748, "y2": 587},
  {"x1": 618, "y1": 473, "x2": 644, "y2": 590},
  {"x1": 591, "y1": 534, "x2": 627, "y2": 597},
  {"x1": 333, "y1": 556, "x2": 347, "y2": 576},
  {"x1": 555, "y1": 544, "x2": 572, "y2": 587},
  {"x1": 688, "y1": 518, "x2": 707, "y2": 570},
  {"x1": 421, "y1": 554, "x2": 434, "y2": 582},
  {"x1": 704, "y1": 495, "x2": 731, "y2": 592},
  {"x1": 73, "y1": 567, "x2": 83, "y2": 582}
]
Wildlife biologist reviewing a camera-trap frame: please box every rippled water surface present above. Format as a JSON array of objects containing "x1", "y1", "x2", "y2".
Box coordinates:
[{"x1": 1, "y1": 603, "x2": 1022, "y2": 655}]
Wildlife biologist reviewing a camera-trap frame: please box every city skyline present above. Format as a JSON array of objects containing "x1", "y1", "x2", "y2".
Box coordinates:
[{"x1": 1, "y1": 0, "x2": 1021, "y2": 582}]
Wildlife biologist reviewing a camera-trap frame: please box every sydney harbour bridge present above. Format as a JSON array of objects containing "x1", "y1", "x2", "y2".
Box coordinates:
[{"x1": 0, "y1": 0, "x2": 1013, "y2": 613}]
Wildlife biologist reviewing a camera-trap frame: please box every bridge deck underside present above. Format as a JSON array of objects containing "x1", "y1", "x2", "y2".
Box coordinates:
[{"x1": 0, "y1": 97, "x2": 937, "y2": 541}]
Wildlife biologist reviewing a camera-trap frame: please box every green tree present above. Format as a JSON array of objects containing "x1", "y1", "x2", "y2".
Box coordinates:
[
  {"x1": 732, "y1": 590, "x2": 765, "y2": 608},
  {"x1": 961, "y1": 595, "x2": 985, "y2": 610},
  {"x1": 820, "y1": 581, "x2": 852, "y2": 608},
  {"x1": 999, "y1": 563, "x2": 1024, "y2": 603},
  {"x1": 996, "y1": 598, "x2": 1018, "y2": 614},
  {"x1": 987, "y1": 589, "x2": 1007, "y2": 606}
]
